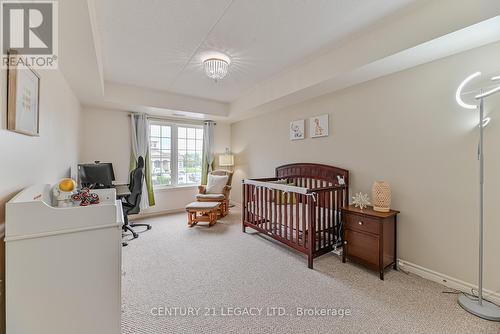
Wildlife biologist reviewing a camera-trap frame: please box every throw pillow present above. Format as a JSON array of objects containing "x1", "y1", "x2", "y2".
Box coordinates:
[{"x1": 206, "y1": 174, "x2": 229, "y2": 194}]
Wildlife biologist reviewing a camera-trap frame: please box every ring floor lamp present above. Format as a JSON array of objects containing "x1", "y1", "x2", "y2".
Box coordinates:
[{"x1": 455, "y1": 72, "x2": 500, "y2": 321}]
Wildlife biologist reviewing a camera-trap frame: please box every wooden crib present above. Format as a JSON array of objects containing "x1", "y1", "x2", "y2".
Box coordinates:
[{"x1": 242, "y1": 163, "x2": 349, "y2": 269}]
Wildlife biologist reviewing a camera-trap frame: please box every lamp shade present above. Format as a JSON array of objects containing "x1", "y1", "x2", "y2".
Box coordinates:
[{"x1": 219, "y1": 153, "x2": 234, "y2": 167}]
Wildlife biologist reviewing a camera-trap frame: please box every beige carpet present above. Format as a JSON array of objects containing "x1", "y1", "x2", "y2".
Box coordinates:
[{"x1": 121, "y1": 211, "x2": 500, "y2": 334}]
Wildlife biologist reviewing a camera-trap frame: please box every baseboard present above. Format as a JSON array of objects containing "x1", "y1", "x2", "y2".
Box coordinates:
[
  {"x1": 130, "y1": 202, "x2": 242, "y2": 221},
  {"x1": 129, "y1": 208, "x2": 185, "y2": 220},
  {"x1": 398, "y1": 259, "x2": 500, "y2": 305}
]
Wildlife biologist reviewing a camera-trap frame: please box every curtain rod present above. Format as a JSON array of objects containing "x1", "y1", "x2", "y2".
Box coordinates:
[{"x1": 128, "y1": 113, "x2": 216, "y2": 126}]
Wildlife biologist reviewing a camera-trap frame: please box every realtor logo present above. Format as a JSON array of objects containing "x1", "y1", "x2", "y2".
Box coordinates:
[{"x1": 1, "y1": 0, "x2": 58, "y2": 69}]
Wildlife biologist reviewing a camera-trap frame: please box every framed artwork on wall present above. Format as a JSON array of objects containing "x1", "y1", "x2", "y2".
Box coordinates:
[
  {"x1": 309, "y1": 114, "x2": 329, "y2": 138},
  {"x1": 7, "y1": 51, "x2": 41, "y2": 136},
  {"x1": 289, "y1": 119, "x2": 305, "y2": 140}
]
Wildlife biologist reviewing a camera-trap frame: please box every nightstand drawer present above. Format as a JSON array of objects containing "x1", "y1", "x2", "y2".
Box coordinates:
[{"x1": 344, "y1": 214, "x2": 380, "y2": 235}]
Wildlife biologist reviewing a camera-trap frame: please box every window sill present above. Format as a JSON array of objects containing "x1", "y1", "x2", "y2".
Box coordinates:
[{"x1": 153, "y1": 185, "x2": 199, "y2": 192}]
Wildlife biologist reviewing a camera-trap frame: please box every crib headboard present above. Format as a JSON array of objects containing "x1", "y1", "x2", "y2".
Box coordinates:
[{"x1": 275, "y1": 163, "x2": 349, "y2": 187}]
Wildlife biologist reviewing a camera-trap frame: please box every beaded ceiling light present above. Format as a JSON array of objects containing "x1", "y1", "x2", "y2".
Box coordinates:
[{"x1": 202, "y1": 53, "x2": 231, "y2": 82}]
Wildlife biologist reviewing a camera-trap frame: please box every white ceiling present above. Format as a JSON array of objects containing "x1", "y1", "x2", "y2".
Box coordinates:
[{"x1": 94, "y1": 0, "x2": 416, "y2": 103}]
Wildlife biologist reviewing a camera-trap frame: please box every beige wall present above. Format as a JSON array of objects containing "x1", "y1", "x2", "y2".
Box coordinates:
[
  {"x1": 79, "y1": 108, "x2": 232, "y2": 214},
  {"x1": 0, "y1": 69, "x2": 81, "y2": 222},
  {"x1": 0, "y1": 66, "x2": 81, "y2": 333},
  {"x1": 231, "y1": 42, "x2": 500, "y2": 293}
]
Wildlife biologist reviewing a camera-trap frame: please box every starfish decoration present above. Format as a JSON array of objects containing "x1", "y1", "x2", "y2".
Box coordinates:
[{"x1": 352, "y1": 192, "x2": 370, "y2": 210}]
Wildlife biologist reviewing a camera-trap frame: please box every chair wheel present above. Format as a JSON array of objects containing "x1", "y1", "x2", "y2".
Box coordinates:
[
  {"x1": 132, "y1": 233, "x2": 139, "y2": 239},
  {"x1": 147, "y1": 225, "x2": 152, "y2": 230},
  {"x1": 122, "y1": 242, "x2": 128, "y2": 247}
]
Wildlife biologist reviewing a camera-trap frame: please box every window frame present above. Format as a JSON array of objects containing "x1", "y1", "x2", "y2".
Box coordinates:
[{"x1": 149, "y1": 120, "x2": 204, "y2": 190}]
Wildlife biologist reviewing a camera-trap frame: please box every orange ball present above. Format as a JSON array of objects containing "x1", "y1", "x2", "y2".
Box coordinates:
[{"x1": 59, "y1": 178, "x2": 76, "y2": 192}]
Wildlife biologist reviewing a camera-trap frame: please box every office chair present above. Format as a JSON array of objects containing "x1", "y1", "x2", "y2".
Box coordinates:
[{"x1": 122, "y1": 156, "x2": 152, "y2": 240}]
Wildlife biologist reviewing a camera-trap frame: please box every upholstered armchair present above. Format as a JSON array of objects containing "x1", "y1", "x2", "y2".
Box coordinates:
[{"x1": 197, "y1": 170, "x2": 233, "y2": 216}]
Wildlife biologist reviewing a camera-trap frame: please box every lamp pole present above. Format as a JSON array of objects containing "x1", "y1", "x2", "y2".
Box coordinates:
[
  {"x1": 456, "y1": 75, "x2": 500, "y2": 321},
  {"x1": 478, "y1": 97, "x2": 484, "y2": 306}
]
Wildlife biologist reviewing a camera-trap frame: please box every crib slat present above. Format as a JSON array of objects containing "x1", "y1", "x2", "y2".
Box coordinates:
[
  {"x1": 267, "y1": 188, "x2": 270, "y2": 232},
  {"x1": 256, "y1": 186, "x2": 259, "y2": 225},
  {"x1": 283, "y1": 192, "x2": 288, "y2": 240},
  {"x1": 336, "y1": 189, "x2": 341, "y2": 243},
  {"x1": 257, "y1": 187, "x2": 264, "y2": 227},
  {"x1": 271, "y1": 189, "x2": 274, "y2": 235},
  {"x1": 288, "y1": 192, "x2": 292, "y2": 241},
  {"x1": 260, "y1": 187, "x2": 264, "y2": 226},
  {"x1": 263, "y1": 187, "x2": 266, "y2": 230},
  {"x1": 289, "y1": 192, "x2": 293, "y2": 242},
  {"x1": 252, "y1": 185, "x2": 254, "y2": 224},
  {"x1": 246, "y1": 184, "x2": 250, "y2": 223},
  {"x1": 254, "y1": 185, "x2": 258, "y2": 226},
  {"x1": 317, "y1": 192, "x2": 321, "y2": 250},
  {"x1": 320, "y1": 192, "x2": 324, "y2": 251},
  {"x1": 254, "y1": 186, "x2": 257, "y2": 224},
  {"x1": 262, "y1": 187, "x2": 266, "y2": 230},
  {"x1": 242, "y1": 184, "x2": 246, "y2": 223},
  {"x1": 319, "y1": 190, "x2": 323, "y2": 249},
  {"x1": 295, "y1": 193, "x2": 299, "y2": 246},
  {"x1": 334, "y1": 190, "x2": 338, "y2": 243},
  {"x1": 274, "y1": 190, "x2": 277, "y2": 236},
  {"x1": 327, "y1": 190, "x2": 331, "y2": 247},
  {"x1": 325, "y1": 191, "x2": 328, "y2": 248},
  {"x1": 250, "y1": 185, "x2": 255, "y2": 226},
  {"x1": 241, "y1": 183, "x2": 247, "y2": 224},
  {"x1": 278, "y1": 191, "x2": 282, "y2": 238},
  {"x1": 265, "y1": 187, "x2": 269, "y2": 231},
  {"x1": 324, "y1": 190, "x2": 328, "y2": 247},
  {"x1": 302, "y1": 194, "x2": 306, "y2": 247},
  {"x1": 307, "y1": 194, "x2": 316, "y2": 268}
]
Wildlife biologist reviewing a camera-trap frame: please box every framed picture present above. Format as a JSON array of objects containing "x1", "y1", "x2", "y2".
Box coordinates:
[
  {"x1": 7, "y1": 51, "x2": 41, "y2": 136},
  {"x1": 289, "y1": 119, "x2": 305, "y2": 140},
  {"x1": 309, "y1": 114, "x2": 329, "y2": 138}
]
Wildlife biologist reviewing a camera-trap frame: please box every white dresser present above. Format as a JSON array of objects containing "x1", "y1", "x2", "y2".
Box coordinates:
[{"x1": 5, "y1": 184, "x2": 122, "y2": 334}]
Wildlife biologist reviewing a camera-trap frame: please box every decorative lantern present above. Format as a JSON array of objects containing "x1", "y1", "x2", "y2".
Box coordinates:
[{"x1": 372, "y1": 181, "x2": 391, "y2": 212}]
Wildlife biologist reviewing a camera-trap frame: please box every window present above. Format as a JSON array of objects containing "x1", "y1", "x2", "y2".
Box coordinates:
[{"x1": 149, "y1": 122, "x2": 203, "y2": 188}]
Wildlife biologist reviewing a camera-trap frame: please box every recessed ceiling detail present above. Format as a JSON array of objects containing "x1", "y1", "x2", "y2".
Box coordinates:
[{"x1": 93, "y1": 0, "x2": 416, "y2": 102}]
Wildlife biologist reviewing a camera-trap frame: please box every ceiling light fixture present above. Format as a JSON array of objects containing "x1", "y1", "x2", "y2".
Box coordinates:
[{"x1": 202, "y1": 53, "x2": 231, "y2": 82}]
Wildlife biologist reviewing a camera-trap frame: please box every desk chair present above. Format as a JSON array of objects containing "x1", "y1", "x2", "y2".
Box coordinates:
[{"x1": 122, "y1": 156, "x2": 152, "y2": 239}]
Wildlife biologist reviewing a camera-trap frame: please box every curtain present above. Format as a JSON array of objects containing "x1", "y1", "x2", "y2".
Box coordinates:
[
  {"x1": 201, "y1": 120, "x2": 216, "y2": 185},
  {"x1": 130, "y1": 113, "x2": 155, "y2": 209}
]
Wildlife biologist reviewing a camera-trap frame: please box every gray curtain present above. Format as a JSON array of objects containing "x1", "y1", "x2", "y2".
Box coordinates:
[{"x1": 130, "y1": 113, "x2": 151, "y2": 210}]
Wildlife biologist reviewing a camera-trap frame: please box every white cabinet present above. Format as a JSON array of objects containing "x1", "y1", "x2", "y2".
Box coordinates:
[{"x1": 5, "y1": 184, "x2": 122, "y2": 334}]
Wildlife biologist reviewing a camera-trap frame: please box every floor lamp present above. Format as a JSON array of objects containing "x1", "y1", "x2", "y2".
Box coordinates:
[
  {"x1": 455, "y1": 72, "x2": 500, "y2": 321},
  {"x1": 219, "y1": 148, "x2": 235, "y2": 207}
]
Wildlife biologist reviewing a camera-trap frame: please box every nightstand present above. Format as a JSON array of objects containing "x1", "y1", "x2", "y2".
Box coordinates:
[{"x1": 341, "y1": 205, "x2": 399, "y2": 280}]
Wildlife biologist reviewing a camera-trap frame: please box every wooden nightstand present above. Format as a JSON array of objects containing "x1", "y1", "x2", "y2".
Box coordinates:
[{"x1": 341, "y1": 205, "x2": 399, "y2": 280}]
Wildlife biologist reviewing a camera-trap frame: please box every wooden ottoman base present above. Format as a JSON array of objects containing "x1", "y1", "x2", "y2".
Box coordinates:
[{"x1": 185, "y1": 202, "x2": 221, "y2": 227}]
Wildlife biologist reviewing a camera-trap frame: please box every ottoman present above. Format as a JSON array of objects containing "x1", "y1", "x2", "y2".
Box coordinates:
[{"x1": 185, "y1": 201, "x2": 221, "y2": 227}]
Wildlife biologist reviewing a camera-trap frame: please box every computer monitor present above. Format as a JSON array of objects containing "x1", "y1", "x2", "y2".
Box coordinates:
[{"x1": 78, "y1": 162, "x2": 115, "y2": 188}]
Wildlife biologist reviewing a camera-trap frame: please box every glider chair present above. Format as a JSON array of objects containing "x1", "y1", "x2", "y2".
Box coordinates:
[{"x1": 197, "y1": 170, "x2": 233, "y2": 217}]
